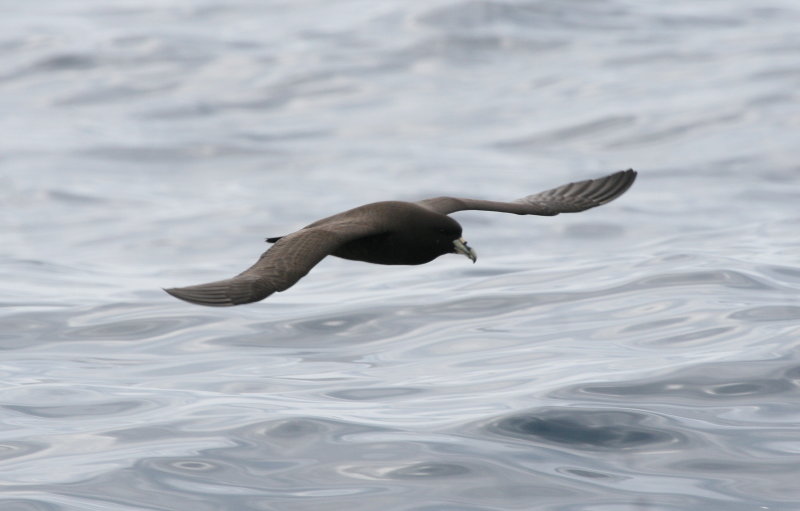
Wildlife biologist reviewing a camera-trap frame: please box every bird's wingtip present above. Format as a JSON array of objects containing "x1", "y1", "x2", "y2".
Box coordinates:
[{"x1": 163, "y1": 284, "x2": 237, "y2": 307}]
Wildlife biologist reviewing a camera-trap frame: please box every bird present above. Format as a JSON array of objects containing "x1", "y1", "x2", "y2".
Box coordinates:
[{"x1": 165, "y1": 169, "x2": 636, "y2": 306}]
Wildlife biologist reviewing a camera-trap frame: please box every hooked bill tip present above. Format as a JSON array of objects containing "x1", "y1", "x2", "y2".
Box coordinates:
[{"x1": 453, "y1": 237, "x2": 477, "y2": 263}]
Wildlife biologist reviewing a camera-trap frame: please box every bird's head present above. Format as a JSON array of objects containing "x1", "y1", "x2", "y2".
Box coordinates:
[{"x1": 431, "y1": 217, "x2": 477, "y2": 263}]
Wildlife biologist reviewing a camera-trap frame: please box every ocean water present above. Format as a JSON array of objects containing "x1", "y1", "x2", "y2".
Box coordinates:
[{"x1": 2, "y1": 1, "x2": 800, "y2": 510}]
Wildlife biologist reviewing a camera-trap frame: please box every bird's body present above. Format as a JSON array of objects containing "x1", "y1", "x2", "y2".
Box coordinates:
[
  {"x1": 165, "y1": 169, "x2": 637, "y2": 306},
  {"x1": 298, "y1": 201, "x2": 463, "y2": 265}
]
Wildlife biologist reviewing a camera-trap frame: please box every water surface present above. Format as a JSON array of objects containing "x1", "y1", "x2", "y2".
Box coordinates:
[{"x1": 2, "y1": 1, "x2": 800, "y2": 510}]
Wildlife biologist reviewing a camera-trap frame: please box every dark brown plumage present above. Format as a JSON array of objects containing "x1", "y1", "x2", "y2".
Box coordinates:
[{"x1": 165, "y1": 169, "x2": 637, "y2": 306}]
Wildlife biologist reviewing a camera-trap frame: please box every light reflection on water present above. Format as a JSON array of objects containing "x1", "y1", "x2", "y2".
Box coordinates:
[{"x1": 3, "y1": 0, "x2": 800, "y2": 510}]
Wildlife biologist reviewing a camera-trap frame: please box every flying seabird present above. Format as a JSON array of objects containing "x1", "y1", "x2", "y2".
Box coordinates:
[{"x1": 165, "y1": 169, "x2": 636, "y2": 306}]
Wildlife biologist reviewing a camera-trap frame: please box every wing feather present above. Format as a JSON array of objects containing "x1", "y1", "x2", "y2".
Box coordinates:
[
  {"x1": 417, "y1": 169, "x2": 636, "y2": 216},
  {"x1": 165, "y1": 222, "x2": 376, "y2": 306}
]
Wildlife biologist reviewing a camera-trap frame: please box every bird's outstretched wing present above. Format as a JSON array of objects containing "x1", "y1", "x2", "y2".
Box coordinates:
[
  {"x1": 165, "y1": 222, "x2": 376, "y2": 306},
  {"x1": 416, "y1": 169, "x2": 636, "y2": 216}
]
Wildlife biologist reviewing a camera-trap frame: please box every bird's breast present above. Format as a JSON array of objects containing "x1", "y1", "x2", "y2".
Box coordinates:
[{"x1": 332, "y1": 232, "x2": 442, "y2": 265}]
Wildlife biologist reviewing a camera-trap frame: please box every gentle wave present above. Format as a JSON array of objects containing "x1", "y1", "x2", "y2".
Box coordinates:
[{"x1": 4, "y1": 0, "x2": 800, "y2": 509}]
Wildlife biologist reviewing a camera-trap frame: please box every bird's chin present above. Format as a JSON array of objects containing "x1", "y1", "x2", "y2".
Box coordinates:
[{"x1": 452, "y1": 238, "x2": 477, "y2": 263}]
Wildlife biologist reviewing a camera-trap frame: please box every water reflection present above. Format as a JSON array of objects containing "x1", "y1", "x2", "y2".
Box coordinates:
[
  {"x1": 485, "y1": 408, "x2": 688, "y2": 451},
  {"x1": 4, "y1": 0, "x2": 800, "y2": 509}
]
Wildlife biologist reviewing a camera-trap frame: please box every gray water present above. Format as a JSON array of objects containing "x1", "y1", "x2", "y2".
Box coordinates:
[{"x1": 2, "y1": 1, "x2": 800, "y2": 510}]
